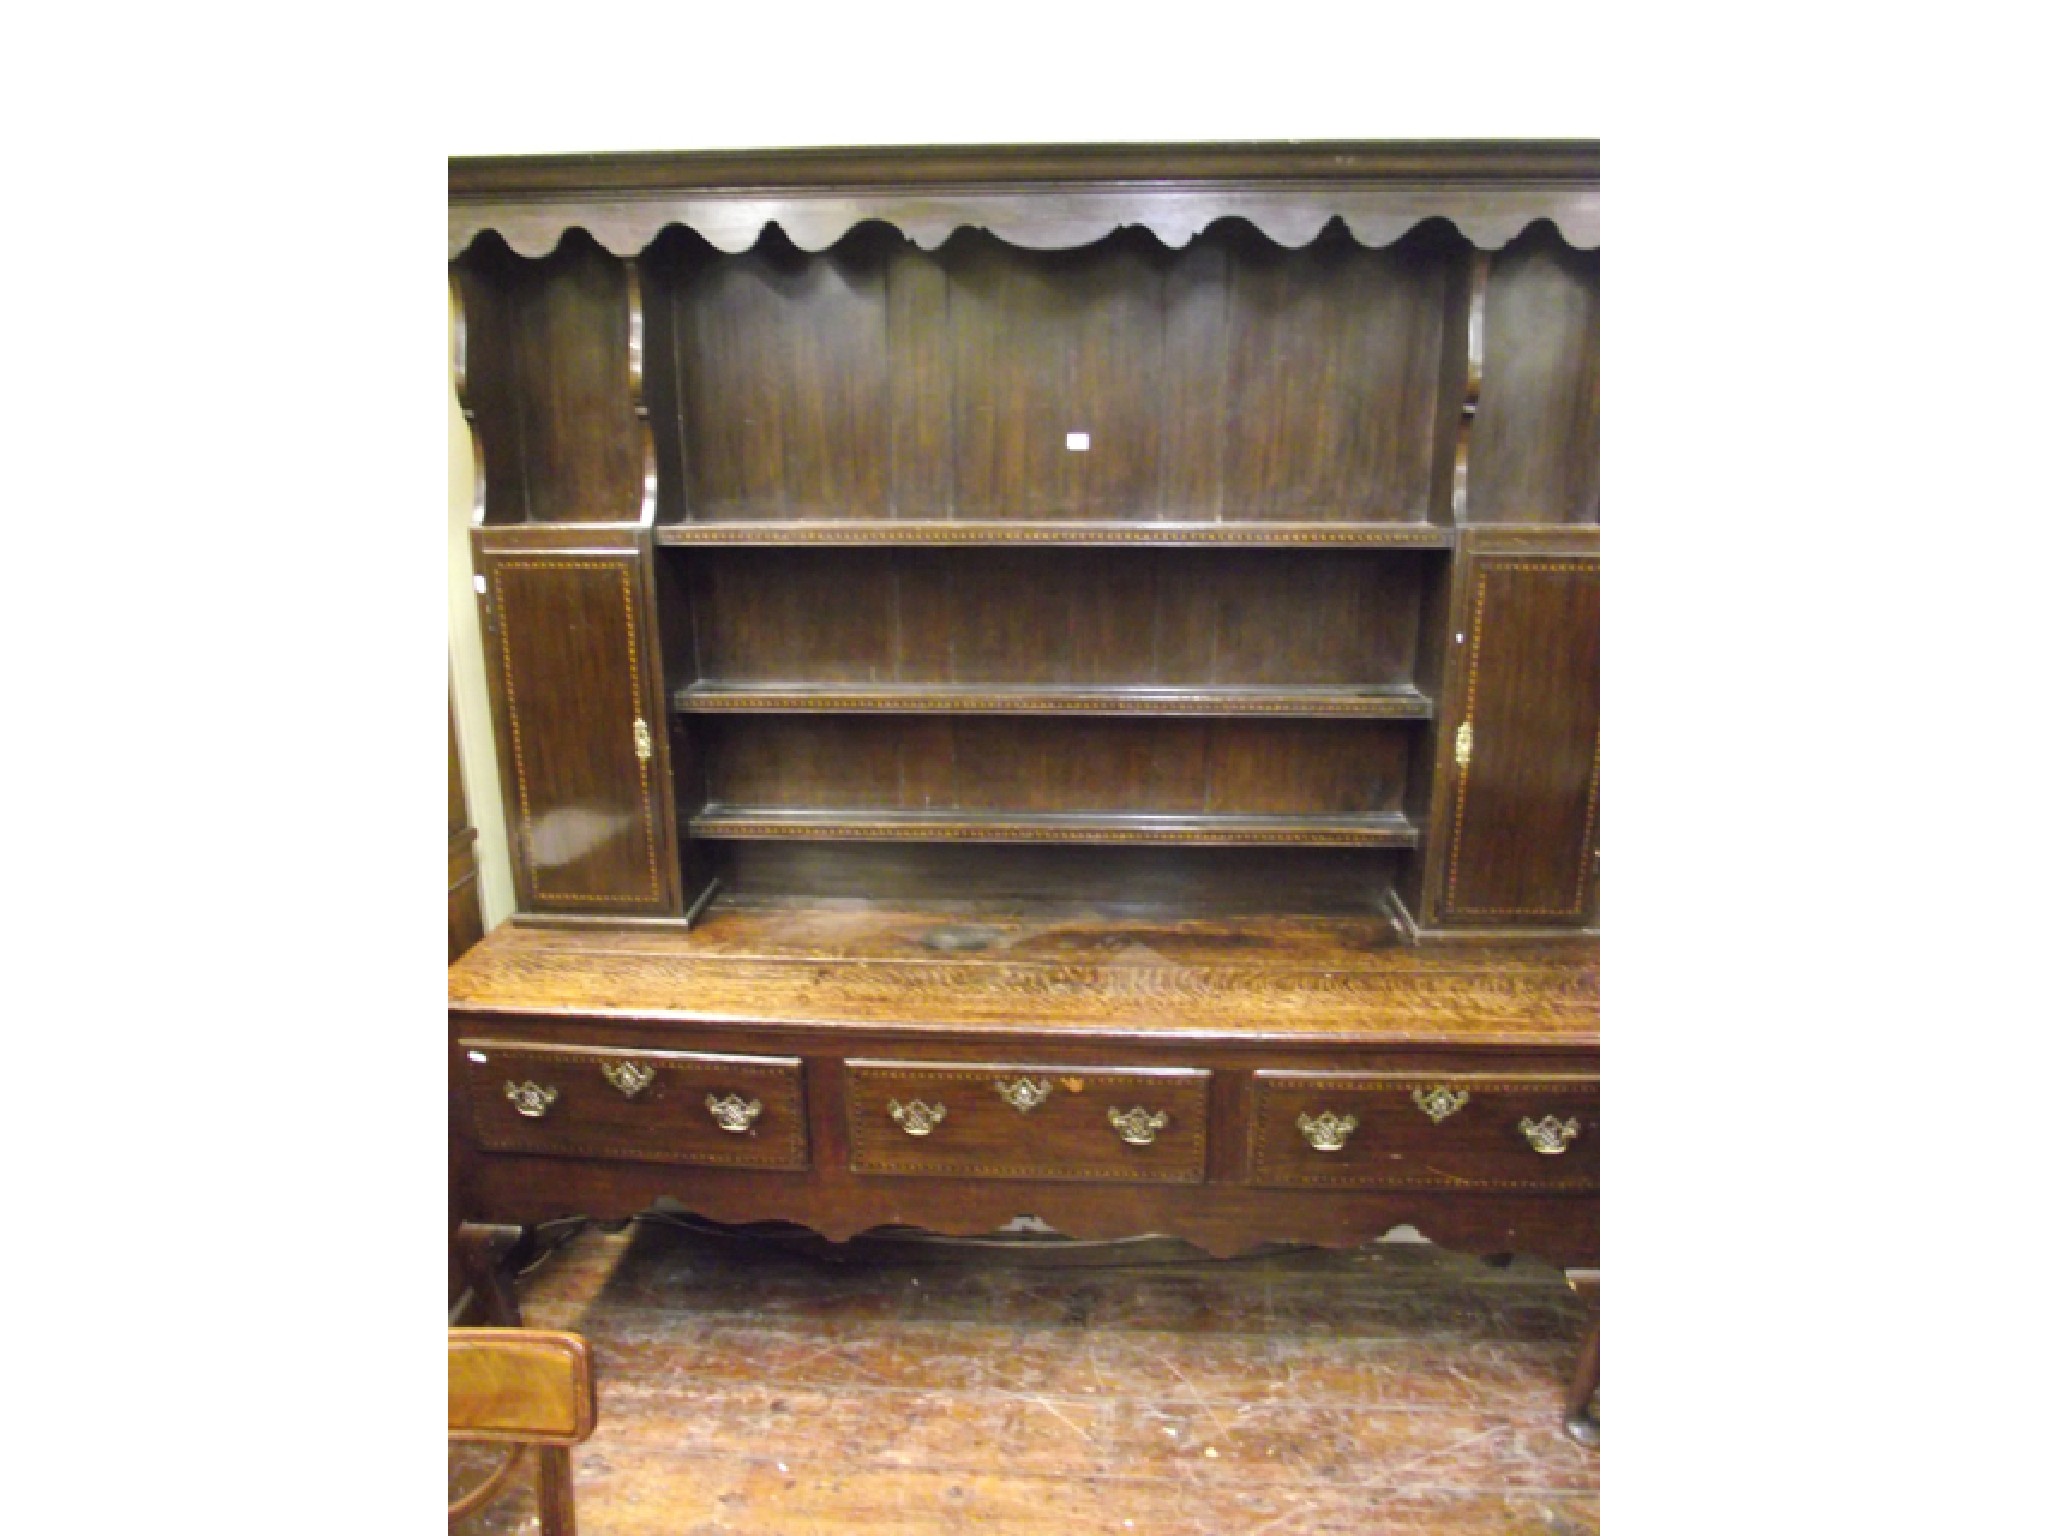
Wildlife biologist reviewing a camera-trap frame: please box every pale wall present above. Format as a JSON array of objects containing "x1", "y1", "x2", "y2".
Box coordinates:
[{"x1": 448, "y1": 301, "x2": 514, "y2": 930}]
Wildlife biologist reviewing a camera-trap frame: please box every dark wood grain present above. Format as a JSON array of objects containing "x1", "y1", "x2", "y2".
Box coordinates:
[
  {"x1": 449, "y1": 145, "x2": 1601, "y2": 1436},
  {"x1": 461, "y1": 1156, "x2": 1597, "y2": 1269},
  {"x1": 678, "y1": 546, "x2": 1436, "y2": 693},
  {"x1": 844, "y1": 1061, "x2": 1211, "y2": 1183},
  {"x1": 1247, "y1": 1070, "x2": 1599, "y2": 1191},
  {"x1": 1466, "y1": 225, "x2": 1599, "y2": 525},
  {"x1": 450, "y1": 140, "x2": 1600, "y2": 258},
  {"x1": 705, "y1": 843, "x2": 1404, "y2": 913},
  {"x1": 1430, "y1": 545, "x2": 1600, "y2": 925},
  {"x1": 692, "y1": 715, "x2": 1414, "y2": 820},
  {"x1": 475, "y1": 540, "x2": 679, "y2": 915},
  {"x1": 449, "y1": 904, "x2": 1597, "y2": 1047},
  {"x1": 675, "y1": 681, "x2": 1432, "y2": 718},
  {"x1": 453, "y1": 141, "x2": 1602, "y2": 196},
  {"x1": 459, "y1": 1041, "x2": 808, "y2": 1171},
  {"x1": 655, "y1": 520, "x2": 1457, "y2": 545},
  {"x1": 455, "y1": 232, "x2": 645, "y2": 525},
  {"x1": 648, "y1": 223, "x2": 1458, "y2": 527},
  {"x1": 689, "y1": 808, "x2": 1417, "y2": 848}
]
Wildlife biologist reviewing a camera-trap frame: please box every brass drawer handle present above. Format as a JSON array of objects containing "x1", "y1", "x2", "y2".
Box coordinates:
[
  {"x1": 602, "y1": 1061, "x2": 656, "y2": 1099},
  {"x1": 1108, "y1": 1106, "x2": 1169, "y2": 1146},
  {"x1": 887, "y1": 1098, "x2": 947, "y2": 1137},
  {"x1": 1412, "y1": 1085, "x2": 1471, "y2": 1123},
  {"x1": 1519, "y1": 1114, "x2": 1581, "y2": 1155},
  {"x1": 993, "y1": 1077, "x2": 1052, "y2": 1113},
  {"x1": 705, "y1": 1093, "x2": 763, "y2": 1133},
  {"x1": 504, "y1": 1081, "x2": 558, "y2": 1119},
  {"x1": 1296, "y1": 1110, "x2": 1358, "y2": 1152}
]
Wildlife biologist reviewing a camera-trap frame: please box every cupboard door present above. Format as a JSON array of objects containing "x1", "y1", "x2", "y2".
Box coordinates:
[
  {"x1": 479, "y1": 548, "x2": 677, "y2": 914},
  {"x1": 1436, "y1": 554, "x2": 1599, "y2": 925}
]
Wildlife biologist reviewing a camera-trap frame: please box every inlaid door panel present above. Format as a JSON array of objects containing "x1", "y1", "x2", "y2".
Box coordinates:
[
  {"x1": 478, "y1": 547, "x2": 678, "y2": 914},
  {"x1": 1433, "y1": 553, "x2": 1598, "y2": 925}
]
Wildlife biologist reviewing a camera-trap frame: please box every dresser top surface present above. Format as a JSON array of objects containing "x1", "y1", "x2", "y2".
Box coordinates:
[{"x1": 448, "y1": 903, "x2": 1598, "y2": 1049}]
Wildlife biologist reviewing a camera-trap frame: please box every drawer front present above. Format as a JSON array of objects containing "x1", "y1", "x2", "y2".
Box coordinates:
[
  {"x1": 461, "y1": 1040, "x2": 808, "y2": 1170},
  {"x1": 1249, "y1": 1072, "x2": 1597, "y2": 1191},
  {"x1": 846, "y1": 1061, "x2": 1210, "y2": 1183}
]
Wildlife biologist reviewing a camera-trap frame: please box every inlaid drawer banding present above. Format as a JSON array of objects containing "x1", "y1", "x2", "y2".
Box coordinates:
[
  {"x1": 461, "y1": 1041, "x2": 808, "y2": 1170},
  {"x1": 1249, "y1": 1071, "x2": 1598, "y2": 1191},
  {"x1": 846, "y1": 1061, "x2": 1210, "y2": 1183}
]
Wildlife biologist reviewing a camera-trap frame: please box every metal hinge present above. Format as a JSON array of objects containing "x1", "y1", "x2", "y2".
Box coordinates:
[
  {"x1": 1454, "y1": 721, "x2": 1474, "y2": 768},
  {"x1": 633, "y1": 718, "x2": 653, "y2": 761}
]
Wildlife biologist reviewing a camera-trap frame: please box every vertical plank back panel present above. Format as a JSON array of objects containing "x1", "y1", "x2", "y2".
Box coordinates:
[{"x1": 1465, "y1": 227, "x2": 1599, "y2": 525}]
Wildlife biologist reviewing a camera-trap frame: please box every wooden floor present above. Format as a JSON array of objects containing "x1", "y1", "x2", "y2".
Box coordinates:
[{"x1": 451, "y1": 1219, "x2": 1598, "y2": 1535}]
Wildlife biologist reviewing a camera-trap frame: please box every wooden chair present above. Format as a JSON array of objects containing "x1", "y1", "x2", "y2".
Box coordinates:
[{"x1": 449, "y1": 1329, "x2": 597, "y2": 1535}]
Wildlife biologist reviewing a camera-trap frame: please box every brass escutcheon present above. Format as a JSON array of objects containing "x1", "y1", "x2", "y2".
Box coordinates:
[
  {"x1": 602, "y1": 1060, "x2": 656, "y2": 1099},
  {"x1": 1107, "y1": 1106, "x2": 1169, "y2": 1146},
  {"x1": 1411, "y1": 1085, "x2": 1471, "y2": 1124},
  {"x1": 704, "y1": 1093, "x2": 763, "y2": 1133},
  {"x1": 1519, "y1": 1114, "x2": 1580, "y2": 1155},
  {"x1": 504, "y1": 1081, "x2": 558, "y2": 1119},
  {"x1": 887, "y1": 1099, "x2": 947, "y2": 1137},
  {"x1": 1296, "y1": 1110, "x2": 1358, "y2": 1152},
  {"x1": 993, "y1": 1077, "x2": 1053, "y2": 1113}
]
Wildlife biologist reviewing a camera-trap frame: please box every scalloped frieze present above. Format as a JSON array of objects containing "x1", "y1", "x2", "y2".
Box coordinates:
[
  {"x1": 477, "y1": 1190, "x2": 1597, "y2": 1266},
  {"x1": 450, "y1": 183, "x2": 1599, "y2": 260}
]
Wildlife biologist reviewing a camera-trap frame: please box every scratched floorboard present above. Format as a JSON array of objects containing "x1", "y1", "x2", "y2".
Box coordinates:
[{"x1": 451, "y1": 1221, "x2": 1597, "y2": 1535}]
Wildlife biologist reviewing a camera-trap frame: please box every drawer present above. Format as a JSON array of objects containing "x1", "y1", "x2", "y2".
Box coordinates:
[
  {"x1": 846, "y1": 1060, "x2": 1210, "y2": 1183},
  {"x1": 1249, "y1": 1071, "x2": 1597, "y2": 1191},
  {"x1": 460, "y1": 1039, "x2": 808, "y2": 1170}
]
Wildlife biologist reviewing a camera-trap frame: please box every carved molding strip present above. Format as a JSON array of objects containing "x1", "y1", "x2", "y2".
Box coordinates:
[
  {"x1": 653, "y1": 522, "x2": 1456, "y2": 547},
  {"x1": 674, "y1": 689, "x2": 1431, "y2": 719},
  {"x1": 451, "y1": 142, "x2": 1599, "y2": 195},
  {"x1": 689, "y1": 814, "x2": 1418, "y2": 848}
]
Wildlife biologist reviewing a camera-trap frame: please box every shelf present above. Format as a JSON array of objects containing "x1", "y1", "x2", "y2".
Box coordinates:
[
  {"x1": 675, "y1": 683, "x2": 1433, "y2": 719},
  {"x1": 656, "y1": 521, "x2": 1456, "y2": 548},
  {"x1": 688, "y1": 807, "x2": 1419, "y2": 848}
]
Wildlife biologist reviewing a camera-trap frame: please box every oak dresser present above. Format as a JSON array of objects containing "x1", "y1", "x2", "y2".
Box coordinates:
[{"x1": 447, "y1": 141, "x2": 1600, "y2": 1438}]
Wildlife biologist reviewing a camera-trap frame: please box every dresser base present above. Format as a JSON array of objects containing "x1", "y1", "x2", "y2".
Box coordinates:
[{"x1": 450, "y1": 911, "x2": 1599, "y2": 1424}]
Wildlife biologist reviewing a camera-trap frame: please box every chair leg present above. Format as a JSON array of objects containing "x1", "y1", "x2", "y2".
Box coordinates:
[
  {"x1": 536, "y1": 1445, "x2": 577, "y2": 1536},
  {"x1": 1563, "y1": 1268, "x2": 1599, "y2": 1446},
  {"x1": 455, "y1": 1222, "x2": 530, "y2": 1327}
]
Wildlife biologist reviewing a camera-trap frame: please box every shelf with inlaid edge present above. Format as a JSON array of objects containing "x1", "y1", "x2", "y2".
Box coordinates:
[
  {"x1": 655, "y1": 521, "x2": 1457, "y2": 548},
  {"x1": 688, "y1": 807, "x2": 1418, "y2": 848},
  {"x1": 673, "y1": 682, "x2": 1434, "y2": 720}
]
